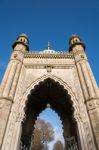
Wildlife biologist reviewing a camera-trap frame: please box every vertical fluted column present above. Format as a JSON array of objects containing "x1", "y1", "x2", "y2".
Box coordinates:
[
  {"x1": 3, "y1": 61, "x2": 18, "y2": 98},
  {"x1": 10, "y1": 114, "x2": 23, "y2": 150},
  {"x1": 86, "y1": 62, "x2": 99, "y2": 97},
  {"x1": 76, "y1": 62, "x2": 89, "y2": 100},
  {"x1": 77, "y1": 61, "x2": 99, "y2": 149},
  {"x1": 72, "y1": 47, "x2": 98, "y2": 101},
  {"x1": 0, "y1": 53, "x2": 24, "y2": 149},
  {"x1": 0, "y1": 62, "x2": 13, "y2": 96},
  {"x1": 77, "y1": 60, "x2": 96, "y2": 99},
  {"x1": 69, "y1": 35, "x2": 99, "y2": 149},
  {"x1": 0, "y1": 33, "x2": 29, "y2": 149},
  {"x1": 9, "y1": 62, "x2": 22, "y2": 99}
]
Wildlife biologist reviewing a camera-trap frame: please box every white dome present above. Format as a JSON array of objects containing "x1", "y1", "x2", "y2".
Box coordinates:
[{"x1": 39, "y1": 49, "x2": 57, "y2": 54}]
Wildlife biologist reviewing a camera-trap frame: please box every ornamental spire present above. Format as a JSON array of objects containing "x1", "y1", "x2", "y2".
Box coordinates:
[{"x1": 48, "y1": 41, "x2": 51, "y2": 50}]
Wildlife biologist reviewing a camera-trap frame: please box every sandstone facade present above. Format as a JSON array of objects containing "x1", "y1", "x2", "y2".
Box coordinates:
[{"x1": 0, "y1": 34, "x2": 99, "y2": 150}]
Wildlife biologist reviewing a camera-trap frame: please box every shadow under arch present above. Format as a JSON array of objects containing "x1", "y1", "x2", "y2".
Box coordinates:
[
  {"x1": 19, "y1": 77, "x2": 81, "y2": 149},
  {"x1": 20, "y1": 74, "x2": 79, "y2": 116}
]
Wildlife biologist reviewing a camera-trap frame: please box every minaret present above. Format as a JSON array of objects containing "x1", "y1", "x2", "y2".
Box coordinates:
[
  {"x1": 0, "y1": 34, "x2": 29, "y2": 148},
  {"x1": 1, "y1": 33, "x2": 29, "y2": 98},
  {"x1": 69, "y1": 35, "x2": 99, "y2": 148}
]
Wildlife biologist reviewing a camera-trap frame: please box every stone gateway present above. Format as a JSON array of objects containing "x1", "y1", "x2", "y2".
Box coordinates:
[{"x1": 0, "y1": 34, "x2": 99, "y2": 150}]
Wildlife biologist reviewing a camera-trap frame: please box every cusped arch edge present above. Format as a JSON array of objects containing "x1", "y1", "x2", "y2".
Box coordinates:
[
  {"x1": 23, "y1": 74, "x2": 77, "y2": 100},
  {"x1": 19, "y1": 74, "x2": 80, "y2": 121}
]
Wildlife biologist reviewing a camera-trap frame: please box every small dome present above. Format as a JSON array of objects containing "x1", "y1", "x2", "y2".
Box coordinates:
[
  {"x1": 69, "y1": 34, "x2": 81, "y2": 46},
  {"x1": 69, "y1": 34, "x2": 85, "y2": 51},
  {"x1": 39, "y1": 42, "x2": 57, "y2": 54},
  {"x1": 16, "y1": 33, "x2": 29, "y2": 45},
  {"x1": 70, "y1": 34, "x2": 80, "y2": 38},
  {"x1": 12, "y1": 33, "x2": 29, "y2": 51},
  {"x1": 19, "y1": 33, "x2": 28, "y2": 39},
  {"x1": 39, "y1": 49, "x2": 57, "y2": 54}
]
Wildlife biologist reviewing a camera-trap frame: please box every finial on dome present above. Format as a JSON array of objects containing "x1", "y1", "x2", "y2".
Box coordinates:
[{"x1": 48, "y1": 41, "x2": 51, "y2": 50}]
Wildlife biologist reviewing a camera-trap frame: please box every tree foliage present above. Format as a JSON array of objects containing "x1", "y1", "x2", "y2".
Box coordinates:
[
  {"x1": 31, "y1": 118, "x2": 54, "y2": 150},
  {"x1": 53, "y1": 140, "x2": 64, "y2": 150}
]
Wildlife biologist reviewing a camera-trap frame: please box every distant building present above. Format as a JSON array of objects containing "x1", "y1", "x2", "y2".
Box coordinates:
[{"x1": 0, "y1": 34, "x2": 99, "y2": 150}]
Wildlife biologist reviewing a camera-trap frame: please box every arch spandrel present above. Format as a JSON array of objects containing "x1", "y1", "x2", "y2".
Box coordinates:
[{"x1": 18, "y1": 74, "x2": 80, "y2": 122}]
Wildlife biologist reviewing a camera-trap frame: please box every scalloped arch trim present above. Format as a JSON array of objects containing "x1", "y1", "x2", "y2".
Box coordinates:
[{"x1": 19, "y1": 74, "x2": 80, "y2": 121}]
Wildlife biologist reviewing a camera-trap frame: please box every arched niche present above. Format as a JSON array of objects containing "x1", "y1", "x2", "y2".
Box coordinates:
[{"x1": 19, "y1": 77, "x2": 81, "y2": 149}]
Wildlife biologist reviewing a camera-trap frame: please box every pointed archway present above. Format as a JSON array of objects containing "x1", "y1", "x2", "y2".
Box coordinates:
[{"x1": 19, "y1": 78, "x2": 80, "y2": 149}]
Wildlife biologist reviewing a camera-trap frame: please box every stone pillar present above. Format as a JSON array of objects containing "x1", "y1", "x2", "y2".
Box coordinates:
[
  {"x1": 76, "y1": 120, "x2": 88, "y2": 150},
  {"x1": 0, "y1": 98, "x2": 12, "y2": 149},
  {"x1": 10, "y1": 113, "x2": 23, "y2": 150},
  {"x1": 0, "y1": 33, "x2": 29, "y2": 149},
  {"x1": 69, "y1": 35, "x2": 99, "y2": 149}
]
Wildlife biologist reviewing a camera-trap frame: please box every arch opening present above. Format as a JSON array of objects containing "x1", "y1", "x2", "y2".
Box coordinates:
[
  {"x1": 31, "y1": 108, "x2": 65, "y2": 150},
  {"x1": 20, "y1": 78, "x2": 79, "y2": 149}
]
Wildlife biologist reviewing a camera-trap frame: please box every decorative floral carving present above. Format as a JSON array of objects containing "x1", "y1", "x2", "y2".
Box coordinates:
[{"x1": 83, "y1": 122, "x2": 94, "y2": 150}]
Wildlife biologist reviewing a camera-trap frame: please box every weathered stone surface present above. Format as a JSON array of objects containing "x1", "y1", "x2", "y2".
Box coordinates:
[{"x1": 0, "y1": 34, "x2": 99, "y2": 150}]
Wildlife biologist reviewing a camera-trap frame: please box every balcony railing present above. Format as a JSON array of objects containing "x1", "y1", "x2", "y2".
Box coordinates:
[
  {"x1": 65, "y1": 136, "x2": 78, "y2": 150},
  {"x1": 19, "y1": 136, "x2": 78, "y2": 150}
]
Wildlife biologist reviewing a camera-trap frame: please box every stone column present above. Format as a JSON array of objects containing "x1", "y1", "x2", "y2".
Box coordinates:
[
  {"x1": 69, "y1": 35, "x2": 99, "y2": 149},
  {"x1": 2, "y1": 61, "x2": 18, "y2": 98},
  {"x1": 0, "y1": 98, "x2": 12, "y2": 149},
  {"x1": 0, "y1": 33, "x2": 29, "y2": 149},
  {"x1": 10, "y1": 114, "x2": 23, "y2": 150},
  {"x1": 0, "y1": 62, "x2": 13, "y2": 96},
  {"x1": 0, "y1": 52, "x2": 24, "y2": 148},
  {"x1": 75, "y1": 53, "x2": 99, "y2": 149},
  {"x1": 9, "y1": 63, "x2": 22, "y2": 99},
  {"x1": 76, "y1": 120, "x2": 88, "y2": 150}
]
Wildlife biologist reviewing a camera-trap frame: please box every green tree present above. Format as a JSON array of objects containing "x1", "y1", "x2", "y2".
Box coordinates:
[{"x1": 31, "y1": 118, "x2": 54, "y2": 150}]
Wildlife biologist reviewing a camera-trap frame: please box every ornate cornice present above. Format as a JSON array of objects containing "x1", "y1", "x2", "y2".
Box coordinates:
[{"x1": 24, "y1": 51, "x2": 74, "y2": 59}]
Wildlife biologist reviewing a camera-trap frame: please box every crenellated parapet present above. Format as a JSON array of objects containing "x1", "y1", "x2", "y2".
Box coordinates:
[{"x1": 24, "y1": 51, "x2": 74, "y2": 59}]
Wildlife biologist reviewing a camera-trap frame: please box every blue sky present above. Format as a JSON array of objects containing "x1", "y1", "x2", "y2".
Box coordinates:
[
  {"x1": 0, "y1": 0, "x2": 99, "y2": 85},
  {"x1": 0, "y1": 0, "x2": 99, "y2": 148}
]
